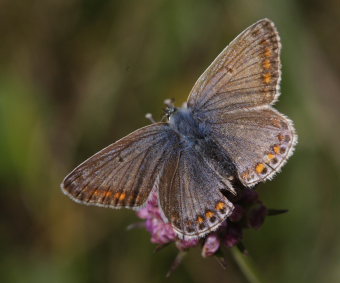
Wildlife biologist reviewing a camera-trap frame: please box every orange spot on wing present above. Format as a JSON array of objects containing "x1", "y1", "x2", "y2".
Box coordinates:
[
  {"x1": 206, "y1": 211, "x2": 215, "y2": 218},
  {"x1": 242, "y1": 171, "x2": 249, "y2": 179},
  {"x1": 267, "y1": 153, "x2": 275, "y2": 160},
  {"x1": 241, "y1": 171, "x2": 252, "y2": 181},
  {"x1": 216, "y1": 202, "x2": 226, "y2": 211},
  {"x1": 273, "y1": 145, "x2": 281, "y2": 154},
  {"x1": 263, "y1": 73, "x2": 272, "y2": 84},
  {"x1": 263, "y1": 59, "x2": 271, "y2": 69},
  {"x1": 264, "y1": 47, "x2": 272, "y2": 57},
  {"x1": 197, "y1": 216, "x2": 204, "y2": 224},
  {"x1": 261, "y1": 39, "x2": 270, "y2": 45},
  {"x1": 277, "y1": 134, "x2": 285, "y2": 141},
  {"x1": 105, "y1": 191, "x2": 112, "y2": 197},
  {"x1": 272, "y1": 120, "x2": 282, "y2": 128},
  {"x1": 256, "y1": 163, "x2": 266, "y2": 174},
  {"x1": 119, "y1": 193, "x2": 126, "y2": 201}
]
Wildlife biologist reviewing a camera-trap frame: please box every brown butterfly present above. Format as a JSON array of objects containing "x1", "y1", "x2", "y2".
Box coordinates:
[{"x1": 61, "y1": 19, "x2": 297, "y2": 240}]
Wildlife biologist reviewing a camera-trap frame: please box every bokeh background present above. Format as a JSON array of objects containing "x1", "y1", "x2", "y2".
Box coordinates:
[{"x1": 1, "y1": 0, "x2": 340, "y2": 282}]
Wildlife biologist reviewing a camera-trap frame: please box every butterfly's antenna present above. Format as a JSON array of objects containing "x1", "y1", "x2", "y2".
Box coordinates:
[
  {"x1": 164, "y1": 98, "x2": 175, "y2": 108},
  {"x1": 145, "y1": 113, "x2": 156, "y2": 123}
]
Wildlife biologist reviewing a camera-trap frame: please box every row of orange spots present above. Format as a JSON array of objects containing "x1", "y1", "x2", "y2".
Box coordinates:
[
  {"x1": 262, "y1": 45, "x2": 272, "y2": 86},
  {"x1": 194, "y1": 203, "x2": 227, "y2": 223},
  {"x1": 241, "y1": 133, "x2": 291, "y2": 181},
  {"x1": 256, "y1": 143, "x2": 287, "y2": 175},
  {"x1": 89, "y1": 190, "x2": 115, "y2": 200},
  {"x1": 196, "y1": 210, "x2": 218, "y2": 226},
  {"x1": 92, "y1": 190, "x2": 109, "y2": 197},
  {"x1": 114, "y1": 192, "x2": 126, "y2": 201},
  {"x1": 256, "y1": 145, "x2": 285, "y2": 175},
  {"x1": 260, "y1": 135, "x2": 291, "y2": 171},
  {"x1": 92, "y1": 190, "x2": 125, "y2": 200}
]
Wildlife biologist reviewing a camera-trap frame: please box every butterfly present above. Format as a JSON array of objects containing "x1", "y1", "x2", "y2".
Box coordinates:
[{"x1": 61, "y1": 18, "x2": 297, "y2": 240}]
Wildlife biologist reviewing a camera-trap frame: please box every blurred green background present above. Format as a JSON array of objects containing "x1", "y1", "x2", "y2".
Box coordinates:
[{"x1": 1, "y1": 0, "x2": 340, "y2": 282}]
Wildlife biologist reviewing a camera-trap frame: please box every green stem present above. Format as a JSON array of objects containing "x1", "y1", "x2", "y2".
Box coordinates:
[{"x1": 230, "y1": 247, "x2": 267, "y2": 283}]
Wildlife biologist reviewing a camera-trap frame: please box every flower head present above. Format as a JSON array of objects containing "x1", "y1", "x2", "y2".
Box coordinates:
[
  {"x1": 137, "y1": 192, "x2": 176, "y2": 244},
  {"x1": 134, "y1": 187, "x2": 282, "y2": 270}
]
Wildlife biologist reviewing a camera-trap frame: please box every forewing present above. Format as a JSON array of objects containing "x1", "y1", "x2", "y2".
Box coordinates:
[
  {"x1": 187, "y1": 18, "x2": 281, "y2": 115},
  {"x1": 158, "y1": 148, "x2": 234, "y2": 240},
  {"x1": 61, "y1": 123, "x2": 177, "y2": 209},
  {"x1": 207, "y1": 108, "x2": 297, "y2": 186}
]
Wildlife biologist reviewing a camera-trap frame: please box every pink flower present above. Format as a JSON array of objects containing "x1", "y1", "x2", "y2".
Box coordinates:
[
  {"x1": 133, "y1": 187, "x2": 282, "y2": 263},
  {"x1": 202, "y1": 233, "x2": 221, "y2": 257}
]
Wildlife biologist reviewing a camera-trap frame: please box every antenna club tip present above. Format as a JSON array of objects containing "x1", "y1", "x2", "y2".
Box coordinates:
[
  {"x1": 145, "y1": 113, "x2": 156, "y2": 123},
  {"x1": 164, "y1": 98, "x2": 175, "y2": 108}
]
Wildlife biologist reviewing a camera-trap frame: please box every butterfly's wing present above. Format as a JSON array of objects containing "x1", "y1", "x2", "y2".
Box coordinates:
[
  {"x1": 187, "y1": 18, "x2": 281, "y2": 115},
  {"x1": 62, "y1": 121, "x2": 233, "y2": 239},
  {"x1": 61, "y1": 123, "x2": 179, "y2": 209},
  {"x1": 205, "y1": 108, "x2": 297, "y2": 186},
  {"x1": 186, "y1": 19, "x2": 297, "y2": 187},
  {"x1": 158, "y1": 147, "x2": 234, "y2": 240}
]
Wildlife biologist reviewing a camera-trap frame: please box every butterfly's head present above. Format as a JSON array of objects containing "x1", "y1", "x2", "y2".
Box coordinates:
[
  {"x1": 163, "y1": 98, "x2": 177, "y2": 120},
  {"x1": 165, "y1": 106, "x2": 176, "y2": 120}
]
